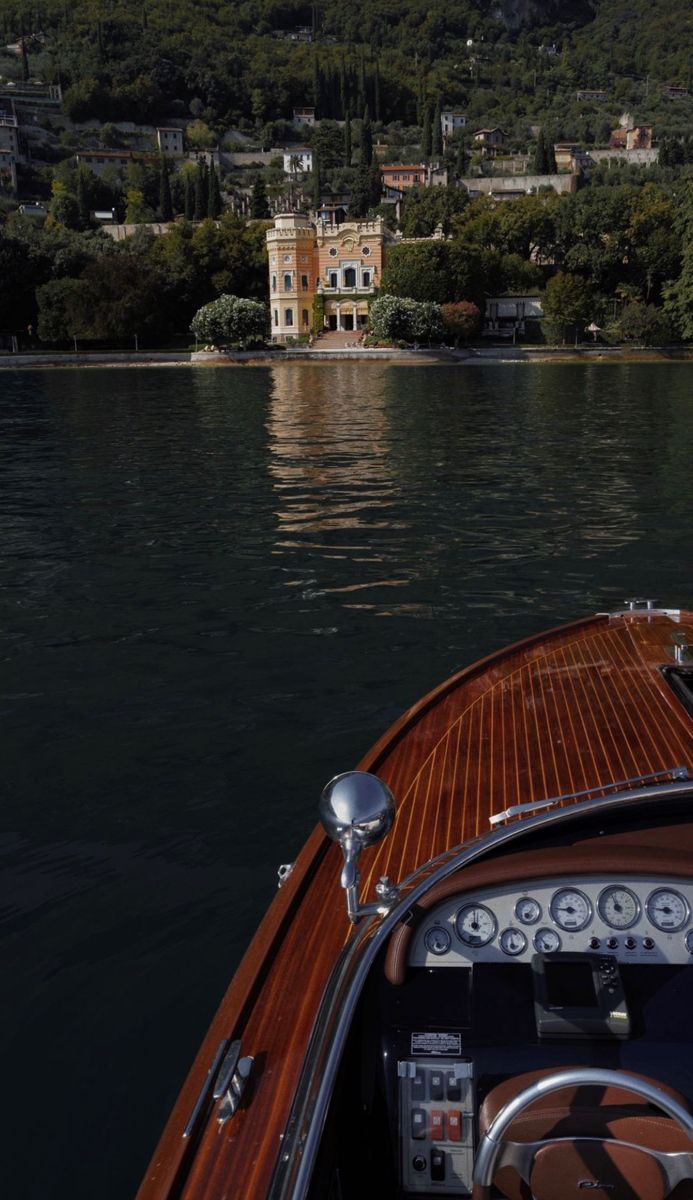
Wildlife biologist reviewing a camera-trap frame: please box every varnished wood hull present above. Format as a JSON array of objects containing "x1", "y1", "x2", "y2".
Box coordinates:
[{"x1": 137, "y1": 608, "x2": 693, "y2": 1200}]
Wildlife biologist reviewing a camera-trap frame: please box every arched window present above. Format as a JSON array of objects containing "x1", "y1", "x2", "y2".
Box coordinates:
[
  {"x1": 283, "y1": 274, "x2": 292, "y2": 291},
  {"x1": 302, "y1": 309, "x2": 309, "y2": 326},
  {"x1": 344, "y1": 267, "x2": 356, "y2": 287},
  {"x1": 273, "y1": 309, "x2": 278, "y2": 326},
  {"x1": 301, "y1": 274, "x2": 309, "y2": 290},
  {"x1": 363, "y1": 271, "x2": 371, "y2": 286},
  {"x1": 271, "y1": 275, "x2": 276, "y2": 291},
  {"x1": 285, "y1": 308, "x2": 293, "y2": 326},
  {"x1": 329, "y1": 271, "x2": 338, "y2": 288}
]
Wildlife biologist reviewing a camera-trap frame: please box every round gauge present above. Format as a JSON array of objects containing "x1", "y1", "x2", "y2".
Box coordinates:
[
  {"x1": 550, "y1": 888, "x2": 592, "y2": 932},
  {"x1": 685, "y1": 930, "x2": 693, "y2": 955},
  {"x1": 597, "y1": 886, "x2": 640, "y2": 930},
  {"x1": 646, "y1": 889, "x2": 689, "y2": 932},
  {"x1": 500, "y1": 928, "x2": 527, "y2": 957},
  {"x1": 455, "y1": 903, "x2": 497, "y2": 947},
  {"x1": 534, "y1": 927, "x2": 561, "y2": 953},
  {"x1": 424, "y1": 926, "x2": 452, "y2": 956},
  {"x1": 515, "y1": 897, "x2": 541, "y2": 925}
]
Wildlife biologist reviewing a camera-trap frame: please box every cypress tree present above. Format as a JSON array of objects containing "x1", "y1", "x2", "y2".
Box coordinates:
[
  {"x1": 373, "y1": 58, "x2": 381, "y2": 122},
  {"x1": 159, "y1": 157, "x2": 173, "y2": 221},
  {"x1": 311, "y1": 148, "x2": 321, "y2": 210},
  {"x1": 184, "y1": 171, "x2": 193, "y2": 219},
  {"x1": 251, "y1": 175, "x2": 269, "y2": 219},
  {"x1": 456, "y1": 138, "x2": 467, "y2": 179},
  {"x1": 361, "y1": 106, "x2": 373, "y2": 167},
  {"x1": 533, "y1": 129, "x2": 548, "y2": 174},
  {"x1": 357, "y1": 54, "x2": 366, "y2": 114},
  {"x1": 344, "y1": 110, "x2": 352, "y2": 166},
  {"x1": 432, "y1": 99, "x2": 442, "y2": 158},
  {"x1": 421, "y1": 105, "x2": 432, "y2": 159},
  {"x1": 75, "y1": 168, "x2": 90, "y2": 226},
  {"x1": 194, "y1": 161, "x2": 208, "y2": 220},
  {"x1": 208, "y1": 162, "x2": 221, "y2": 218}
]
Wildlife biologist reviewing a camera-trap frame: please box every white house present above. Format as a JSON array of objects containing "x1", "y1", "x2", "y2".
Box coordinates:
[
  {"x1": 282, "y1": 148, "x2": 313, "y2": 175},
  {"x1": 156, "y1": 127, "x2": 184, "y2": 156},
  {"x1": 441, "y1": 110, "x2": 466, "y2": 141}
]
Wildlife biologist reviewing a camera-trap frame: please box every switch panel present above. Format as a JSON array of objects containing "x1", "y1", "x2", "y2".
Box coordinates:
[{"x1": 398, "y1": 1057, "x2": 474, "y2": 1194}]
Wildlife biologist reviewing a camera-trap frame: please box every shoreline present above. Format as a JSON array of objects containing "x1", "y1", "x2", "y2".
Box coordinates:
[{"x1": 1, "y1": 345, "x2": 691, "y2": 369}]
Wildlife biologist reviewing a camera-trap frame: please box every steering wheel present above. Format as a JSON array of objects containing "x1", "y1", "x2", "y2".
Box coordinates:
[{"x1": 473, "y1": 1068, "x2": 693, "y2": 1200}]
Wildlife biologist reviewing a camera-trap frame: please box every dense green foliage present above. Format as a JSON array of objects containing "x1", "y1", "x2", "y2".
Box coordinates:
[
  {"x1": 1, "y1": 214, "x2": 268, "y2": 344},
  {"x1": 1, "y1": 0, "x2": 691, "y2": 139}
]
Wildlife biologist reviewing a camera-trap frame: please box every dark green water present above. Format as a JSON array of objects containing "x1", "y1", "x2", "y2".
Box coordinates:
[{"x1": 1, "y1": 361, "x2": 692, "y2": 1197}]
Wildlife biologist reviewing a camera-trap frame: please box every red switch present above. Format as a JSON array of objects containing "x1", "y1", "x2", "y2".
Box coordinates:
[
  {"x1": 447, "y1": 1111, "x2": 462, "y2": 1142},
  {"x1": 430, "y1": 1109, "x2": 446, "y2": 1141}
]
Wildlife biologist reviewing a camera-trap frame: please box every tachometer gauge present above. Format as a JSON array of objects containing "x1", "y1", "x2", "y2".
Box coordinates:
[
  {"x1": 549, "y1": 888, "x2": 592, "y2": 931},
  {"x1": 646, "y1": 888, "x2": 689, "y2": 932},
  {"x1": 515, "y1": 897, "x2": 541, "y2": 925},
  {"x1": 534, "y1": 928, "x2": 561, "y2": 953},
  {"x1": 455, "y1": 903, "x2": 497, "y2": 947},
  {"x1": 500, "y1": 928, "x2": 527, "y2": 957},
  {"x1": 597, "y1": 886, "x2": 640, "y2": 930},
  {"x1": 424, "y1": 926, "x2": 452, "y2": 956}
]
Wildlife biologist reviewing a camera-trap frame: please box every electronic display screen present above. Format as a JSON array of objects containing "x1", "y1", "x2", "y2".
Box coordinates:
[{"x1": 543, "y1": 960, "x2": 598, "y2": 1008}]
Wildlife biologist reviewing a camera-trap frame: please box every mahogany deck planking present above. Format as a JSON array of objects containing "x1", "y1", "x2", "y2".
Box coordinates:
[{"x1": 137, "y1": 611, "x2": 693, "y2": 1200}]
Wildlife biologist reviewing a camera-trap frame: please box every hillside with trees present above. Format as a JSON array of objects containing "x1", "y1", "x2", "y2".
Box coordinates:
[{"x1": 0, "y1": 0, "x2": 691, "y2": 135}]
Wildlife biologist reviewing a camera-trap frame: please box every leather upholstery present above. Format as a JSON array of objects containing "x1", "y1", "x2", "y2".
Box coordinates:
[{"x1": 477, "y1": 1068, "x2": 693, "y2": 1200}]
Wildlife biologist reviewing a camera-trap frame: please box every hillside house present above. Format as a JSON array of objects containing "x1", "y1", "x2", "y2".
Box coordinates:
[
  {"x1": 75, "y1": 149, "x2": 135, "y2": 178},
  {"x1": 283, "y1": 149, "x2": 313, "y2": 175},
  {"x1": 267, "y1": 212, "x2": 385, "y2": 341},
  {"x1": 626, "y1": 125, "x2": 653, "y2": 150},
  {"x1": 0, "y1": 100, "x2": 21, "y2": 158},
  {"x1": 292, "y1": 107, "x2": 316, "y2": 127},
  {"x1": 576, "y1": 89, "x2": 608, "y2": 101},
  {"x1": 156, "y1": 127, "x2": 184, "y2": 156},
  {"x1": 441, "y1": 110, "x2": 466, "y2": 144},
  {"x1": 663, "y1": 85, "x2": 689, "y2": 99},
  {"x1": 0, "y1": 147, "x2": 17, "y2": 192},
  {"x1": 473, "y1": 128, "x2": 507, "y2": 156}
]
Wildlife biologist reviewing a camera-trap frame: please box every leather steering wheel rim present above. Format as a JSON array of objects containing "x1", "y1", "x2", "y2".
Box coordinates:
[{"x1": 472, "y1": 1067, "x2": 693, "y2": 1198}]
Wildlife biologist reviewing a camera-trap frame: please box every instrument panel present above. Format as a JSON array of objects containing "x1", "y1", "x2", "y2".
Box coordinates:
[{"x1": 409, "y1": 876, "x2": 693, "y2": 967}]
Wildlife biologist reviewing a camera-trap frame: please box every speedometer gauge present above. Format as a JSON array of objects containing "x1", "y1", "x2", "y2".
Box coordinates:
[
  {"x1": 646, "y1": 888, "x2": 689, "y2": 932},
  {"x1": 455, "y1": 903, "x2": 497, "y2": 947},
  {"x1": 598, "y1": 886, "x2": 640, "y2": 929},
  {"x1": 549, "y1": 888, "x2": 591, "y2": 931}
]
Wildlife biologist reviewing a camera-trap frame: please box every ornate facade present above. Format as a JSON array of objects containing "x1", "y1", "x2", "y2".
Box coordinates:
[{"x1": 267, "y1": 213, "x2": 385, "y2": 341}]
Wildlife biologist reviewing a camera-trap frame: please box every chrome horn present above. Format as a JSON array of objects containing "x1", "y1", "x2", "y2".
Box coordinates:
[{"x1": 319, "y1": 771, "x2": 398, "y2": 923}]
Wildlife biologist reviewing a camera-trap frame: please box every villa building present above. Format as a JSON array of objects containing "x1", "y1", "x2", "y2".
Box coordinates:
[
  {"x1": 267, "y1": 212, "x2": 385, "y2": 342},
  {"x1": 156, "y1": 127, "x2": 184, "y2": 156}
]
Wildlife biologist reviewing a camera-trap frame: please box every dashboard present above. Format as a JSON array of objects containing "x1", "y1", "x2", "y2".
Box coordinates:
[{"x1": 408, "y1": 876, "x2": 693, "y2": 967}]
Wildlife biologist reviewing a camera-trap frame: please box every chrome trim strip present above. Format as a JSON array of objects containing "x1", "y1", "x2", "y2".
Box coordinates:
[
  {"x1": 490, "y1": 767, "x2": 690, "y2": 826},
  {"x1": 268, "y1": 779, "x2": 693, "y2": 1199},
  {"x1": 213, "y1": 1039, "x2": 241, "y2": 1101},
  {"x1": 183, "y1": 1038, "x2": 229, "y2": 1139}
]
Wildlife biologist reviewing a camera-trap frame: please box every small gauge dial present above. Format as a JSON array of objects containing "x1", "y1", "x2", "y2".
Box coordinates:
[
  {"x1": 534, "y1": 927, "x2": 561, "y2": 953},
  {"x1": 598, "y1": 886, "x2": 640, "y2": 930},
  {"x1": 515, "y1": 897, "x2": 541, "y2": 925},
  {"x1": 685, "y1": 930, "x2": 693, "y2": 955},
  {"x1": 425, "y1": 926, "x2": 452, "y2": 956},
  {"x1": 500, "y1": 928, "x2": 527, "y2": 957},
  {"x1": 550, "y1": 888, "x2": 592, "y2": 932},
  {"x1": 455, "y1": 903, "x2": 497, "y2": 947},
  {"x1": 646, "y1": 889, "x2": 689, "y2": 932}
]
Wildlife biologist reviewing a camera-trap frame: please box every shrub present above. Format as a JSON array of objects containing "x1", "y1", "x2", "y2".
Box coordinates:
[
  {"x1": 441, "y1": 301, "x2": 482, "y2": 344},
  {"x1": 190, "y1": 294, "x2": 268, "y2": 348}
]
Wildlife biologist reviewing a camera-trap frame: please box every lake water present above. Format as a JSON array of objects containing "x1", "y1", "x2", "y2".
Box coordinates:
[{"x1": 2, "y1": 361, "x2": 692, "y2": 1198}]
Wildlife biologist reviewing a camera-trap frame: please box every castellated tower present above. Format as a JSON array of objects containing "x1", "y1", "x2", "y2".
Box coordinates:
[
  {"x1": 266, "y1": 213, "x2": 318, "y2": 343},
  {"x1": 267, "y1": 212, "x2": 385, "y2": 343}
]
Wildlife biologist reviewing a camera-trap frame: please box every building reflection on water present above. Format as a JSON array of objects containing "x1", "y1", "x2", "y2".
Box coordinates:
[{"x1": 266, "y1": 363, "x2": 433, "y2": 618}]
